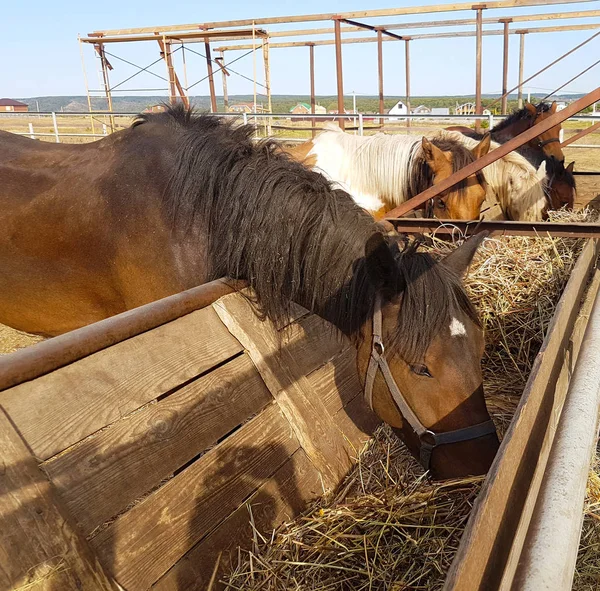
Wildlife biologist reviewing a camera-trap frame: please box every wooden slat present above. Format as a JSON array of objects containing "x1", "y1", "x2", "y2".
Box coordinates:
[
  {"x1": 43, "y1": 354, "x2": 271, "y2": 536},
  {"x1": 283, "y1": 313, "x2": 348, "y2": 375},
  {"x1": 306, "y1": 347, "x2": 363, "y2": 415},
  {"x1": 0, "y1": 408, "x2": 117, "y2": 591},
  {"x1": 2, "y1": 307, "x2": 242, "y2": 460},
  {"x1": 444, "y1": 239, "x2": 599, "y2": 590},
  {"x1": 91, "y1": 403, "x2": 299, "y2": 590},
  {"x1": 214, "y1": 294, "x2": 355, "y2": 489},
  {"x1": 151, "y1": 448, "x2": 323, "y2": 591},
  {"x1": 333, "y1": 392, "x2": 380, "y2": 454}
]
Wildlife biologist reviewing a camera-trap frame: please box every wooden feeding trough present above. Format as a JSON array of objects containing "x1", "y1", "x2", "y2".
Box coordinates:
[
  {"x1": 0, "y1": 279, "x2": 378, "y2": 591},
  {"x1": 1, "y1": 237, "x2": 599, "y2": 591}
]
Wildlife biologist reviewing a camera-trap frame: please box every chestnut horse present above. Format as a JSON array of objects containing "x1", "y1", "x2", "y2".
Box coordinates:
[
  {"x1": 0, "y1": 107, "x2": 498, "y2": 478},
  {"x1": 284, "y1": 123, "x2": 490, "y2": 220}
]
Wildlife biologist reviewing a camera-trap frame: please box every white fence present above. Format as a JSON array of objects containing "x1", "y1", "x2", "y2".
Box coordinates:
[{"x1": 0, "y1": 110, "x2": 599, "y2": 147}]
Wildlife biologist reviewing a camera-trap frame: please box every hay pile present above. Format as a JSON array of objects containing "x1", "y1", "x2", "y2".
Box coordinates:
[{"x1": 221, "y1": 210, "x2": 600, "y2": 591}]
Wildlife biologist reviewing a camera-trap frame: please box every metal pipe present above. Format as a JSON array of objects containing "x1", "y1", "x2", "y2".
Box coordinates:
[
  {"x1": 217, "y1": 53, "x2": 229, "y2": 112},
  {"x1": 513, "y1": 287, "x2": 600, "y2": 591},
  {"x1": 334, "y1": 17, "x2": 345, "y2": 129},
  {"x1": 205, "y1": 39, "x2": 218, "y2": 113},
  {"x1": 377, "y1": 29, "x2": 384, "y2": 126},
  {"x1": 405, "y1": 38, "x2": 411, "y2": 128},
  {"x1": 387, "y1": 218, "x2": 600, "y2": 238},
  {"x1": 518, "y1": 32, "x2": 526, "y2": 108},
  {"x1": 0, "y1": 279, "x2": 242, "y2": 392},
  {"x1": 475, "y1": 7, "x2": 484, "y2": 125},
  {"x1": 501, "y1": 19, "x2": 511, "y2": 114},
  {"x1": 309, "y1": 43, "x2": 316, "y2": 138}
]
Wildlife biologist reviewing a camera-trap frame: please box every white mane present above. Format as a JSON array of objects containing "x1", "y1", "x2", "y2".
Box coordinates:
[
  {"x1": 308, "y1": 125, "x2": 549, "y2": 221},
  {"x1": 440, "y1": 130, "x2": 548, "y2": 221},
  {"x1": 308, "y1": 124, "x2": 422, "y2": 211}
]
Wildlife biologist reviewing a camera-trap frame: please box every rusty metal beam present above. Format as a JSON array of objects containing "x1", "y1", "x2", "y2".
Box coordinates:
[
  {"x1": 383, "y1": 87, "x2": 600, "y2": 218},
  {"x1": 475, "y1": 6, "x2": 484, "y2": 125},
  {"x1": 561, "y1": 121, "x2": 600, "y2": 147},
  {"x1": 309, "y1": 43, "x2": 316, "y2": 138},
  {"x1": 387, "y1": 218, "x2": 600, "y2": 238},
  {"x1": 501, "y1": 18, "x2": 511, "y2": 114},
  {"x1": 334, "y1": 18, "x2": 345, "y2": 129}
]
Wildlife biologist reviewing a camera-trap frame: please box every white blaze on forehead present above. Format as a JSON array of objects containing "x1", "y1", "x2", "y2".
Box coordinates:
[{"x1": 450, "y1": 317, "x2": 467, "y2": 337}]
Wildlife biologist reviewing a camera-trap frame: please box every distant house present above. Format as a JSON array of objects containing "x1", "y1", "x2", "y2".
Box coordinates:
[
  {"x1": 455, "y1": 102, "x2": 476, "y2": 115},
  {"x1": 556, "y1": 101, "x2": 568, "y2": 112},
  {"x1": 143, "y1": 104, "x2": 168, "y2": 114},
  {"x1": 0, "y1": 98, "x2": 28, "y2": 112},
  {"x1": 411, "y1": 105, "x2": 431, "y2": 115},
  {"x1": 388, "y1": 100, "x2": 408, "y2": 122},
  {"x1": 431, "y1": 107, "x2": 450, "y2": 116},
  {"x1": 290, "y1": 102, "x2": 326, "y2": 115},
  {"x1": 228, "y1": 103, "x2": 268, "y2": 114}
]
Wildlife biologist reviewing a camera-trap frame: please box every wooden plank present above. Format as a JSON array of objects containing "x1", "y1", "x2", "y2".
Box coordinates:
[
  {"x1": 214, "y1": 293, "x2": 355, "y2": 489},
  {"x1": 444, "y1": 239, "x2": 599, "y2": 590},
  {"x1": 333, "y1": 391, "x2": 380, "y2": 454},
  {"x1": 151, "y1": 448, "x2": 323, "y2": 591},
  {"x1": 561, "y1": 121, "x2": 600, "y2": 147},
  {"x1": 498, "y1": 262, "x2": 600, "y2": 589},
  {"x1": 2, "y1": 307, "x2": 242, "y2": 461},
  {"x1": 43, "y1": 354, "x2": 271, "y2": 536},
  {"x1": 283, "y1": 313, "x2": 349, "y2": 376},
  {"x1": 306, "y1": 347, "x2": 362, "y2": 414},
  {"x1": 91, "y1": 403, "x2": 299, "y2": 591},
  {"x1": 0, "y1": 407, "x2": 117, "y2": 591}
]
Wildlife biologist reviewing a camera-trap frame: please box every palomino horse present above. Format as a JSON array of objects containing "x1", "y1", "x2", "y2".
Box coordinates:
[
  {"x1": 284, "y1": 123, "x2": 491, "y2": 220},
  {"x1": 448, "y1": 102, "x2": 576, "y2": 210},
  {"x1": 0, "y1": 107, "x2": 499, "y2": 478},
  {"x1": 444, "y1": 131, "x2": 550, "y2": 221}
]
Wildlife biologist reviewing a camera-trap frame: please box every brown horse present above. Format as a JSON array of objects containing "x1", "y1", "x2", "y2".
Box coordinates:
[
  {"x1": 448, "y1": 101, "x2": 564, "y2": 162},
  {"x1": 0, "y1": 107, "x2": 498, "y2": 478},
  {"x1": 282, "y1": 123, "x2": 490, "y2": 220}
]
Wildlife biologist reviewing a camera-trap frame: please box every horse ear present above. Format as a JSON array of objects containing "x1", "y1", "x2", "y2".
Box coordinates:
[
  {"x1": 471, "y1": 133, "x2": 491, "y2": 159},
  {"x1": 525, "y1": 103, "x2": 537, "y2": 116},
  {"x1": 550, "y1": 101, "x2": 558, "y2": 114},
  {"x1": 422, "y1": 137, "x2": 451, "y2": 169},
  {"x1": 566, "y1": 161, "x2": 575, "y2": 173},
  {"x1": 442, "y1": 231, "x2": 489, "y2": 277},
  {"x1": 365, "y1": 233, "x2": 396, "y2": 289},
  {"x1": 536, "y1": 160, "x2": 547, "y2": 181}
]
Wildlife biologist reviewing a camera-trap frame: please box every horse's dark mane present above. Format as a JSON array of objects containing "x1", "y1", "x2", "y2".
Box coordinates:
[
  {"x1": 491, "y1": 102, "x2": 552, "y2": 134},
  {"x1": 133, "y1": 105, "x2": 479, "y2": 360},
  {"x1": 408, "y1": 137, "x2": 487, "y2": 200},
  {"x1": 546, "y1": 156, "x2": 576, "y2": 189}
]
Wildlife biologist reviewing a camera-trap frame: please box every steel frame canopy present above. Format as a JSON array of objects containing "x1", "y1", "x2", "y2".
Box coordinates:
[{"x1": 80, "y1": 0, "x2": 600, "y2": 127}]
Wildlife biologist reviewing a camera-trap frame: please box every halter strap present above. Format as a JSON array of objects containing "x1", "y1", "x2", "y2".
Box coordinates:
[
  {"x1": 537, "y1": 137, "x2": 561, "y2": 148},
  {"x1": 364, "y1": 293, "x2": 497, "y2": 471}
]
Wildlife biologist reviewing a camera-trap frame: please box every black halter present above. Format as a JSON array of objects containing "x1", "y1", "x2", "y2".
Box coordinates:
[
  {"x1": 536, "y1": 137, "x2": 561, "y2": 148},
  {"x1": 364, "y1": 293, "x2": 497, "y2": 471}
]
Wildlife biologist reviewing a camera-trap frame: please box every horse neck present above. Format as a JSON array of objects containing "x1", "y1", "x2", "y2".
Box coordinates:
[
  {"x1": 310, "y1": 131, "x2": 420, "y2": 207},
  {"x1": 491, "y1": 116, "x2": 530, "y2": 143}
]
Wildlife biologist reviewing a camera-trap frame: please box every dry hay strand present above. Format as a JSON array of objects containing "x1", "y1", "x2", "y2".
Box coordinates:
[{"x1": 221, "y1": 210, "x2": 599, "y2": 590}]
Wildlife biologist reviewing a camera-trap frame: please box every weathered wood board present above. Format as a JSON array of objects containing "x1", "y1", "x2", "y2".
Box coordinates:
[{"x1": 0, "y1": 281, "x2": 377, "y2": 590}]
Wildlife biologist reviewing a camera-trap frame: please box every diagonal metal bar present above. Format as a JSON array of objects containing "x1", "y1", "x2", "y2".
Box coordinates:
[
  {"x1": 339, "y1": 17, "x2": 404, "y2": 40},
  {"x1": 106, "y1": 48, "x2": 182, "y2": 92},
  {"x1": 561, "y1": 121, "x2": 600, "y2": 147},
  {"x1": 383, "y1": 87, "x2": 600, "y2": 219},
  {"x1": 542, "y1": 57, "x2": 600, "y2": 100}
]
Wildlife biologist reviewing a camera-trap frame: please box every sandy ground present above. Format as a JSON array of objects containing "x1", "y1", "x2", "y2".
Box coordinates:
[{"x1": 0, "y1": 324, "x2": 43, "y2": 355}]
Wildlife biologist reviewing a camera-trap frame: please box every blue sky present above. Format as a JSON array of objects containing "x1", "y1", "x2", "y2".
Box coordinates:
[{"x1": 2, "y1": 0, "x2": 600, "y2": 99}]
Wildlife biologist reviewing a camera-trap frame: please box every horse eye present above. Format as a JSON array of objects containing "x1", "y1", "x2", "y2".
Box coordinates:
[
  {"x1": 436, "y1": 198, "x2": 447, "y2": 210},
  {"x1": 410, "y1": 364, "x2": 432, "y2": 378}
]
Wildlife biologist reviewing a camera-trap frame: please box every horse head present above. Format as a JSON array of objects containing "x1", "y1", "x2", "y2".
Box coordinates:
[
  {"x1": 525, "y1": 101, "x2": 565, "y2": 162},
  {"x1": 357, "y1": 232, "x2": 499, "y2": 479},
  {"x1": 421, "y1": 135, "x2": 490, "y2": 220},
  {"x1": 546, "y1": 158, "x2": 576, "y2": 211}
]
